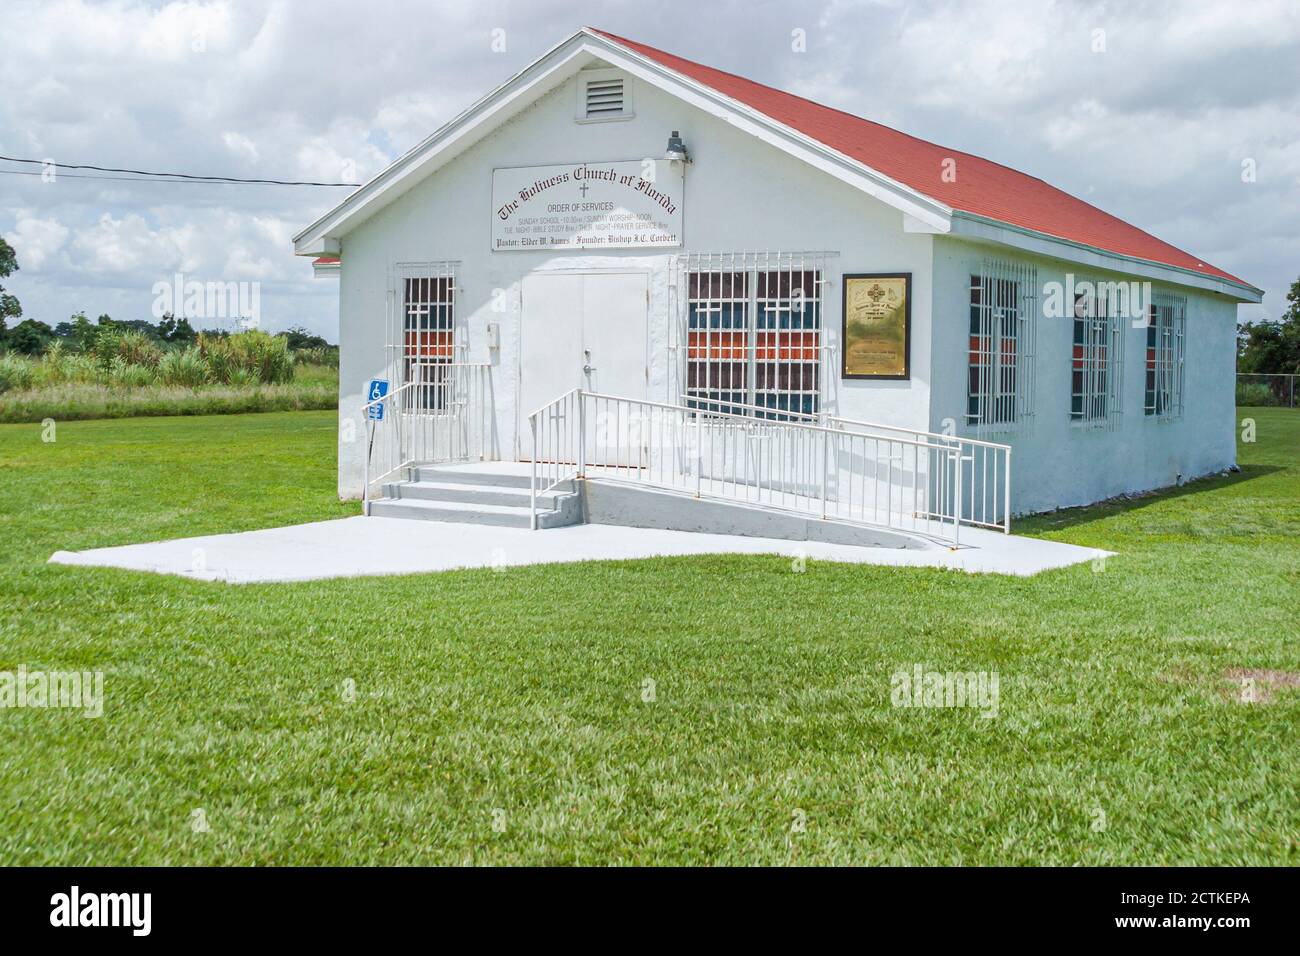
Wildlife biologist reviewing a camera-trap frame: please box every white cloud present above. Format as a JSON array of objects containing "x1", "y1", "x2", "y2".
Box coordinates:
[
  {"x1": 222, "y1": 131, "x2": 260, "y2": 163},
  {"x1": 5, "y1": 214, "x2": 70, "y2": 270},
  {"x1": 138, "y1": 1, "x2": 235, "y2": 60},
  {"x1": 294, "y1": 128, "x2": 389, "y2": 185},
  {"x1": 69, "y1": 213, "x2": 186, "y2": 275}
]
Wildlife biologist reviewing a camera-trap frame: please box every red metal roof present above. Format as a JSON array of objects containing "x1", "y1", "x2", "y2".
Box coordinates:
[{"x1": 594, "y1": 29, "x2": 1251, "y2": 289}]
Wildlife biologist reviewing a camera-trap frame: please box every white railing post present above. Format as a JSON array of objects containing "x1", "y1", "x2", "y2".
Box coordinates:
[
  {"x1": 577, "y1": 390, "x2": 586, "y2": 479},
  {"x1": 1003, "y1": 446, "x2": 1012, "y2": 534},
  {"x1": 952, "y1": 448, "x2": 962, "y2": 548},
  {"x1": 363, "y1": 414, "x2": 373, "y2": 516},
  {"x1": 695, "y1": 412, "x2": 703, "y2": 498},
  {"x1": 530, "y1": 413, "x2": 538, "y2": 530},
  {"x1": 820, "y1": 428, "x2": 829, "y2": 519}
]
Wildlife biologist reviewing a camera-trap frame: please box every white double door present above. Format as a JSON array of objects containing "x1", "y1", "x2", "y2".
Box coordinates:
[{"x1": 519, "y1": 271, "x2": 649, "y2": 464}]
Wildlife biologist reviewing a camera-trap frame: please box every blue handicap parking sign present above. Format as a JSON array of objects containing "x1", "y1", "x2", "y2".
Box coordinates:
[{"x1": 366, "y1": 379, "x2": 389, "y2": 420}]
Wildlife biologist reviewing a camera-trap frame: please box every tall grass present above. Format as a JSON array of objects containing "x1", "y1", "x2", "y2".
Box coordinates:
[
  {"x1": 295, "y1": 346, "x2": 339, "y2": 368},
  {"x1": 157, "y1": 347, "x2": 210, "y2": 387},
  {"x1": 0, "y1": 354, "x2": 37, "y2": 393},
  {"x1": 198, "y1": 330, "x2": 294, "y2": 385},
  {"x1": 0, "y1": 330, "x2": 304, "y2": 394},
  {"x1": 0, "y1": 330, "x2": 337, "y2": 422},
  {"x1": 93, "y1": 329, "x2": 164, "y2": 370},
  {"x1": 0, "y1": 381, "x2": 336, "y2": 423}
]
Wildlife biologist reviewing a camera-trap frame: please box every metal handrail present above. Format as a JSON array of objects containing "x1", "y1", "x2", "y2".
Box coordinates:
[
  {"x1": 527, "y1": 388, "x2": 584, "y2": 530},
  {"x1": 361, "y1": 363, "x2": 492, "y2": 514},
  {"x1": 827, "y1": 417, "x2": 1012, "y2": 533},
  {"x1": 525, "y1": 386, "x2": 582, "y2": 423},
  {"x1": 528, "y1": 389, "x2": 1016, "y2": 544},
  {"x1": 682, "y1": 395, "x2": 1012, "y2": 532},
  {"x1": 680, "y1": 392, "x2": 1012, "y2": 454},
  {"x1": 361, "y1": 380, "x2": 418, "y2": 516},
  {"x1": 582, "y1": 390, "x2": 958, "y2": 451}
]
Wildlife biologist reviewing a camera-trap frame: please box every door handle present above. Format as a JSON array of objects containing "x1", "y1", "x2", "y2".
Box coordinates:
[{"x1": 583, "y1": 364, "x2": 596, "y2": 374}]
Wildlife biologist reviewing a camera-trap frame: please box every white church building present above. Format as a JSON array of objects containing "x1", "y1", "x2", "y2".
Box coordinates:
[{"x1": 294, "y1": 28, "x2": 1261, "y2": 549}]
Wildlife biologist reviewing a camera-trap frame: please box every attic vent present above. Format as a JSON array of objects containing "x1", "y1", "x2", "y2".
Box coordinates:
[{"x1": 585, "y1": 77, "x2": 624, "y2": 117}]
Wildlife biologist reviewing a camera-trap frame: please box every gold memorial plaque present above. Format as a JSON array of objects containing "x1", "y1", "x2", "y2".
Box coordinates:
[{"x1": 842, "y1": 273, "x2": 911, "y2": 379}]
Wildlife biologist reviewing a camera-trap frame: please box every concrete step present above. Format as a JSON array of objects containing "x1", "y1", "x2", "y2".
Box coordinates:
[
  {"x1": 369, "y1": 496, "x2": 577, "y2": 529},
  {"x1": 370, "y1": 465, "x2": 582, "y2": 526},
  {"x1": 369, "y1": 498, "x2": 530, "y2": 528},
  {"x1": 413, "y1": 464, "x2": 562, "y2": 490},
  {"x1": 381, "y1": 480, "x2": 563, "y2": 508}
]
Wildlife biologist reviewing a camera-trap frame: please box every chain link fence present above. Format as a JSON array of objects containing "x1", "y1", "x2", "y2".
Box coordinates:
[{"x1": 1237, "y1": 373, "x2": 1297, "y2": 408}]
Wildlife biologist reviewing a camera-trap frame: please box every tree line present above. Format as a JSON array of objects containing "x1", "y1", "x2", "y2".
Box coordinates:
[
  {"x1": 1237, "y1": 276, "x2": 1300, "y2": 377},
  {"x1": 0, "y1": 236, "x2": 335, "y2": 357}
]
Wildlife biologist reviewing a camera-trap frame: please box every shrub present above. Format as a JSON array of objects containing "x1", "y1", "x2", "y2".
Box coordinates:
[
  {"x1": 36, "y1": 342, "x2": 94, "y2": 387},
  {"x1": 158, "y1": 347, "x2": 209, "y2": 387},
  {"x1": 226, "y1": 367, "x2": 259, "y2": 388},
  {"x1": 65, "y1": 353, "x2": 100, "y2": 384},
  {"x1": 199, "y1": 335, "x2": 237, "y2": 385},
  {"x1": 1235, "y1": 382, "x2": 1294, "y2": 407},
  {"x1": 279, "y1": 326, "x2": 330, "y2": 350},
  {"x1": 94, "y1": 329, "x2": 163, "y2": 370},
  {"x1": 4, "y1": 319, "x2": 55, "y2": 355},
  {"x1": 39, "y1": 341, "x2": 69, "y2": 385},
  {"x1": 295, "y1": 346, "x2": 339, "y2": 368},
  {"x1": 0, "y1": 354, "x2": 36, "y2": 393},
  {"x1": 107, "y1": 357, "x2": 156, "y2": 389},
  {"x1": 199, "y1": 330, "x2": 293, "y2": 385}
]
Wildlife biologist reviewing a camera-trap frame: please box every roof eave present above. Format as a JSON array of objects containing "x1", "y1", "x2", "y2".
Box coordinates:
[{"x1": 948, "y1": 212, "x2": 1263, "y2": 303}]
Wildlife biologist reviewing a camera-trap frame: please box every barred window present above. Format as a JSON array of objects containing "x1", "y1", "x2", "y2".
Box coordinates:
[
  {"x1": 967, "y1": 261, "x2": 1036, "y2": 430},
  {"x1": 684, "y1": 257, "x2": 823, "y2": 420},
  {"x1": 686, "y1": 270, "x2": 749, "y2": 416},
  {"x1": 754, "y1": 269, "x2": 821, "y2": 417},
  {"x1": 1145, "y1": 292, "x2": 1185, "y2": 420},
  {"x1": 1070, "y1": 285, "x2": 1124, "y2": 427},
  {"x1": 403, "y1": 276, "x2": 455, "y2": 411}
]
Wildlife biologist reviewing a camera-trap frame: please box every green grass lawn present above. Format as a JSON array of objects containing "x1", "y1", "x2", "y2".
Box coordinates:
[{"x1": 0, "y1": 409, "x2": 1296, "y2": 865}]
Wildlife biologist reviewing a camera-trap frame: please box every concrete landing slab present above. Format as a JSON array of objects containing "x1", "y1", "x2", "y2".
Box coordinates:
[{"x1": 48, "y1": 517, "x2": 1110, "y2": 583}]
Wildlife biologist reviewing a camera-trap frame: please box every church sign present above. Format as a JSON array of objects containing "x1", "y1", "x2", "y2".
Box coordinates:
[
  {"x1": 842, "y1": 273, "x2": 912, "y2": 379},
  {"x1": 492, "y1": 160, "x2": 683, "y2": 251}
]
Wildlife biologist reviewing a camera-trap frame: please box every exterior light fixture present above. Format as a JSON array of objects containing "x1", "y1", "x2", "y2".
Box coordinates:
[{"x1": 664, "y1": 130, "x2": 689, "y2": 163}]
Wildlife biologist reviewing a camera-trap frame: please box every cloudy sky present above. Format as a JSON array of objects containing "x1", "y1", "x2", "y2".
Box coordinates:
[{"x1": 2, "y1": 0, "x2": 1296, "y2": 341}]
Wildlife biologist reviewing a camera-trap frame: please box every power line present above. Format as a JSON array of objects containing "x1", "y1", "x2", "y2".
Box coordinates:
[
  {"x1": 0, "y1": 155, "x2": 361, "y2": 187},
  {"x1": 0, "y1": 168, "x2": 330, "y2": 186}
]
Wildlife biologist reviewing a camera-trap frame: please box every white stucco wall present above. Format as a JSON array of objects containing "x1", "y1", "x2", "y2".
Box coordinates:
[
  {"x1": 930, "y1": 236, "x2": 1240, "y2": 515},
  {"x1": 333, "y1": 65, "x2": 935, "y2": 499}
]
